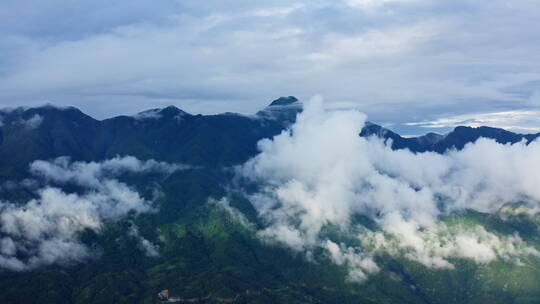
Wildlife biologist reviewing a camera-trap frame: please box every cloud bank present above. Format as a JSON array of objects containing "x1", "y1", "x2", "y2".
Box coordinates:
[
  {"x1": 0, "y1": 156, "x2": 183, "y2": 271},
  {"x1": 237, "y1": 98, "x2": 540, "y2": 281},
  {"x1": 30, "y1": 155, "x2": 186, "y2": 188}
]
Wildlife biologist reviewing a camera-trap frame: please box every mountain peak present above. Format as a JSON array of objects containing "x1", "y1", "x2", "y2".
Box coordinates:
[
  {"x1": 159, "y1": 106, "x2": 189, "y2": 117},
  {"x1": 257, "y1": 96, "x2": 302, "y2": 123},
  {"x1": 416, "y1": 132, "x2": 444, "y2": 146},
  {"x1": 133, "y1": 106, "x2": 189, "y2": 120},
  {"x1": 269, "y1": 96, "x2": 299, "y2": 107}
]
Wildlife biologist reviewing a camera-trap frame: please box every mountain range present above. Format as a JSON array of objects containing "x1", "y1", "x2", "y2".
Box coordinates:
[
  {"x1": 1, "y1": 97, "x2": 540, "y2": 304},
  {"x1": 1, "y1": 96, "x2": 538, "y2": 178}
]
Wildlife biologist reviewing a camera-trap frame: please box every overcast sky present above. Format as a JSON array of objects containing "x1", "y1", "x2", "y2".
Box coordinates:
[{"x1": 1, "y1": 0, "x2": 540, "y2": 134}]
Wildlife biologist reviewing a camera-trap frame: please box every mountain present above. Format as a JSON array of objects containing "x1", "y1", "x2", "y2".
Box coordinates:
[
  {"x1": 1, "y1": 98, "x2": 538, "y2": 177},
  {"x1": 360, "y1": 122, "x2": 540, "y2": 153},
  {"x1": 0, "y1": 98, "x2": 540, "y2": 304},
  {"x1": 0, "y1": 100, "x2": 301, "y2": 179}
]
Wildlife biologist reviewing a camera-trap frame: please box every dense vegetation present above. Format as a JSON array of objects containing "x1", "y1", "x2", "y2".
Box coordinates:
[{"x1": 1, "y1": 97, "x2": 539, "y2": 303}]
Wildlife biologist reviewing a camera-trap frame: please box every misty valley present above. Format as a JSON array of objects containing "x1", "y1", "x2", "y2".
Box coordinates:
[{"x1": 0, "y1": 97, "x2": 539, "y2": 303}]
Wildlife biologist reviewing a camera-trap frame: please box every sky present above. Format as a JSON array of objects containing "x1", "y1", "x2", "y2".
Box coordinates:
[{"x1": 1, "y1": 0, "x2": 540, "y2": 134}]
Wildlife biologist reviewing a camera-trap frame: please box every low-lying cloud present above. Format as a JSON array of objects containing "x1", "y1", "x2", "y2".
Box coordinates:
[
  {"x1": 236, "y1": 97, "x2": 540, "y2": 281},
  {"x1": 20, "y1": 114, "x2": 43, "y2": 130},
  {"x1": 0, "y1": 156, "x2": 184, "y2": 271},
  {"x1": 30, "y1": 155, "x2": 187, "y2": 188},
  {"x1": 128, "y1": 224, "x2": 160, "y2": 258}
]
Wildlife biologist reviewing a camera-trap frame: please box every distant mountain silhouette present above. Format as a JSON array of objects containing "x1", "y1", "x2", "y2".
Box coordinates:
[
  {"x1": 361, "y1": 122, "x2": 540, "y2": 153},
  {"x1": 1, "y1": 97, "x2": 538, "y2": 178}
]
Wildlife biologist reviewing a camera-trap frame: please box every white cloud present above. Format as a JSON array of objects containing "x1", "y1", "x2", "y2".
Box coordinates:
[
  {"x1": 133, "y1": 109, "x2": 162, "y2": 120},
  {"x1": 0, "y1": 185, "x2": 141, "y2": 270},
  {"x1": 250, "y1": 4, "x2": 304, "y2": 17},
  {"x1": 305, "y1": 22, "x2": 436, "y2": 64},
  {"x1": 20, "y1": 114, "x2": 43, "y2": 130},
  {"x1": 210, "y1": 197, "x2": 254, "y2": 230},
  {"x1": 325, "y1": 240, "x2": 379, "y2": 282},
  {"x1": 0, "y1": 156, "x2": 184, "y2": 271},
  {"x1": 0, "y1": 113, "x2": 44, "y2": 129},
  {"x1": 344, "y1": 0, "x2": 420, "y2": 10},
  {"x1": 363, "y1": 224, "x2": 539, "y2": 268},
  {"x1": 237, "y1": 97, "x2": 540, "y2": 281},
  {"x1": 128, "y1": 225, "x2": 160, "y2": 258},
  {"x1": 30, "y1": 155, "x2": 188, "y2": 188}
]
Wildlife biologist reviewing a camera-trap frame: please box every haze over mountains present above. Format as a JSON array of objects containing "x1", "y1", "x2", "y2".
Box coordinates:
[{"x1": 1, "y1": 97, "x2": 540, "y2": 303}]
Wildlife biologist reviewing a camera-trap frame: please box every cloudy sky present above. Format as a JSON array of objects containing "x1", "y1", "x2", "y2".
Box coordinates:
[{"x1": 1, "y1": 0, "x2": 540, "y2": 134}]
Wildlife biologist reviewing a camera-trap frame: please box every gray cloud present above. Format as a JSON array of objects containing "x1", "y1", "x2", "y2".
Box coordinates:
[
  {"x1": 235, "y1": 97, "x2": 540, "y2": 281},
  {"x1": 0, "y1": 156, "x2": 184, "y2": 271},
  {"x1": 0, "y1": 0, "x2": 539, "y2": 130}
]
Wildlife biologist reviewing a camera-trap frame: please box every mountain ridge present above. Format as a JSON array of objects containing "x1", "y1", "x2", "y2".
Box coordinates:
[
  {"x1": 2, "y1": 97, "x2": 538, "y2": 143},
  {"x1": 1, "y1": 97, "x2": 539, "y2": 178},
  {"x1": 1, "y1": 97, "x2": 540, "y2": 304}
]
